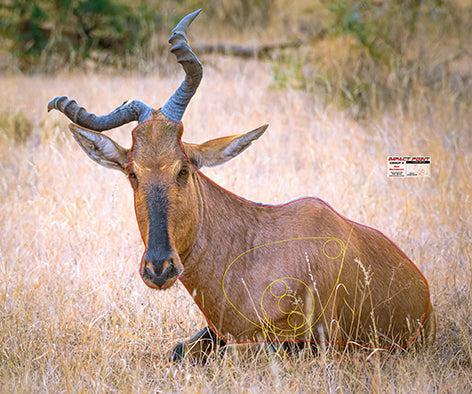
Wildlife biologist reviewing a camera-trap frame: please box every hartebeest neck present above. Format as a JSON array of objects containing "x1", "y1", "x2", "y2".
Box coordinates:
[
  {"x1": 184, "y1": 173, "x2": 262, "y2": 260},
  {"x1": 179, "y1": 172, "x2": 265, "y2": 301}
]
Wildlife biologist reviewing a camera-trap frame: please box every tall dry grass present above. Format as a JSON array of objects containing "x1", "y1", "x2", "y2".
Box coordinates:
[{"x1": 0, "y1": 57, "x2": 471, "y2": 392}]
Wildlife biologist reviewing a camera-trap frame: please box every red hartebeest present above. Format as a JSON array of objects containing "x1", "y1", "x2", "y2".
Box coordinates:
[{"x1": 48, "y1": 10, "x2": 435, "y2": 361}]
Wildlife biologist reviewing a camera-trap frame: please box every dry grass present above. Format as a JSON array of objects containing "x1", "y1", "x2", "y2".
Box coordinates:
[{"x1": 0, "y1": 58, "x2": 471, "y2": 392}]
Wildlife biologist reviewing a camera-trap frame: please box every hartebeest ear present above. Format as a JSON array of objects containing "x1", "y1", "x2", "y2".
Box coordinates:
[
  {"x1": 185, "y1": 124, "x2": 268, "y2": 169},
  {"x1": 69, "y1": 124, "x2": 129, "y2": 173}
]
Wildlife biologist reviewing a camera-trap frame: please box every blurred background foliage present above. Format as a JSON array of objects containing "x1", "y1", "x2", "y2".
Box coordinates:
[{"x1": 0, "y1": 0, "x2": 471, "y2": 118}]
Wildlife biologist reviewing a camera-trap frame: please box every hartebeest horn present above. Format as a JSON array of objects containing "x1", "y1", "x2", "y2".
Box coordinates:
[
  {"x1": 47, "y1": 96, "x2": 153, "y2": 132},
  {"x1": 161, "y1": 9, "x2": 203, "y2": 122},
  {"x1": 48, "y1": 10, "x2": 201, "y2": 129}
]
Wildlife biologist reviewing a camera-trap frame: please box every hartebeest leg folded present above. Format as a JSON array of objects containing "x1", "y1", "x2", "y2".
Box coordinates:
[{"x1": 170, "y1": 326, "x2": 227, "y2": 363}]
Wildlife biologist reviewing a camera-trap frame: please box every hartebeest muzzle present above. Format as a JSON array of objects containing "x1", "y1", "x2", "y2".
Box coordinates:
[{"x1": 141, "y1": 250, "x2": 182, "y2": 288}]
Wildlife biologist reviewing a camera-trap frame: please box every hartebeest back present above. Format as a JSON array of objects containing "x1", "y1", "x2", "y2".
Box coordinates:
[{"x1": 48, "y1": 9, "x2": 435, "y2": 361}]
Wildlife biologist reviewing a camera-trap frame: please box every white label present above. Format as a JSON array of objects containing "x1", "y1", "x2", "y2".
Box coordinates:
[{"x1": 388, "y1": 156, "x2": 430, "y2": 178}]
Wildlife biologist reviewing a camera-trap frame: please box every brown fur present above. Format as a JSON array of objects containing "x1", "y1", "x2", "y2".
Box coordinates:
[
  {"x1": 69, "y1": 114, "x2": 435, "y2": 356},
  {"x1": 177, "y1": 165, "x2": 435, "y2": 349}
]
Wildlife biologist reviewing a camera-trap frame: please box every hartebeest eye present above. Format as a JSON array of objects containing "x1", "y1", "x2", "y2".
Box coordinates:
[
  {"x1": 177, "y1": 166, "x2": 189, "y2": 182},
  {"x1": 128, "y1": 171, "x2": 138, "y2": 187}
]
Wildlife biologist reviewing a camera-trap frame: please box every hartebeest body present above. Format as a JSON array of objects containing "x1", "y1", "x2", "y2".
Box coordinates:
[{"x1": 48, "y1": 10, "x2": 435, "y2": 361}]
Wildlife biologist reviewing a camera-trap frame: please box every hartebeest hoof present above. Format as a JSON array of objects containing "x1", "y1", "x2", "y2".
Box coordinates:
[
  {"x1": 170, "y1": 342, "x2": 185, "y2": 362},
  {"x1": 170, "y1": 327, "x2": 227, "y2": 363}
]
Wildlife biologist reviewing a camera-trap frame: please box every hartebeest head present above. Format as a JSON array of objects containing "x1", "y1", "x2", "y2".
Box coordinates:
[{"x1": 48, "y1": 9, "x2": 268, "y2": 289}]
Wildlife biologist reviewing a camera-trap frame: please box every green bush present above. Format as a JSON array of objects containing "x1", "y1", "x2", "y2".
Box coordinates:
[
  {"x1": 0, "y1": 111, "x2": 34, "y2": 144},
  {"x1": 271, "y1": 0, "x2": 471, "y2": 118},
  {"x1": 0, "y1": 0, "x2": 163, "y2": 70}
]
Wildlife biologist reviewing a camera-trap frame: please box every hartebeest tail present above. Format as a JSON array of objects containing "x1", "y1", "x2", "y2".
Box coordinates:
[{"x1": 48, "y1": 9, "x2": 435, "y2": 362}]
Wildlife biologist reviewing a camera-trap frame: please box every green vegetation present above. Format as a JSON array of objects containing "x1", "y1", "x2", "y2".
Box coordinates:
[
  {"x1": 1, "y1": 0, "x2": 165, "y2": 70},
  {"x1": 1, "y1": 0, "x2": 470, "y2": 117},
  {"x1": 0, "y1": 0, "x2": 276, "y2": 71},
  {"x1": 0, "y1": 110, "x2": 33, "y2": 144},
  {"x1": 272, "y1": 0, "x2": 471, "y2": 117}
]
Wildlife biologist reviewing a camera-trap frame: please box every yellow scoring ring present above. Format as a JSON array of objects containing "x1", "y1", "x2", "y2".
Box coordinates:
[
  {"x1": 261, "y1": 277, "x2": 314, "y2": 331},
  {"x1": 222, "y1": 237, "x2": 346, "y2": 338}
]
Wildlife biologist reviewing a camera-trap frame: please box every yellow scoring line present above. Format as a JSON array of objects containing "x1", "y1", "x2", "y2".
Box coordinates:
[{"x1": 221, "y1": 237, "x2": 346, "y2": 338}]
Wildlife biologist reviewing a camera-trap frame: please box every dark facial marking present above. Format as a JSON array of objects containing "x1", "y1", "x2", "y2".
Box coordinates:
[{"x1": 145, "y1": 185, "x2": 172, "y2": 263}]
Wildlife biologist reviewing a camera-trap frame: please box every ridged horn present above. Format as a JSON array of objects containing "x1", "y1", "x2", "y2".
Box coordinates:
[
  {"x1": 47, "y1": 96, "x2": 154, "y2": 132},
  {"x1": 161, "y1": 9, "x2": 203, "y2": 123}
]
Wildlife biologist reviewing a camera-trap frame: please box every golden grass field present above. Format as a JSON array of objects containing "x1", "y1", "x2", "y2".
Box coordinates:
[{"x1": 0, "y1": 56, "x2": 471, "y2": 392}]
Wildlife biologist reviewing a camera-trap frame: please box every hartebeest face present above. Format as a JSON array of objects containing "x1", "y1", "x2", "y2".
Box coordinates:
[
  {"x1": 128, "y1": 120, "x2": 197, "y2": 288},
  {"x1": 65, "y1": 119, "x2": 195, "y2": 288},
  {"x1": 62, "y1": 120, "x2": 190, "y2": 288},
  {"x1": 66, "y1": 115, "x2": 267, "y2": 289}
]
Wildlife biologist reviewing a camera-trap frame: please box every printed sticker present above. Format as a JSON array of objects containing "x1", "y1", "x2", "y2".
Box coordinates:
[{"x1": 388, "y1": 156, "x2": 430, "y2": 178}]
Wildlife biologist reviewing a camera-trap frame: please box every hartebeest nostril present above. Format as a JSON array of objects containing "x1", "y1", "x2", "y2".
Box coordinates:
[{"x1": 162, "y1": 259, "x2": 174, "y2": 276}]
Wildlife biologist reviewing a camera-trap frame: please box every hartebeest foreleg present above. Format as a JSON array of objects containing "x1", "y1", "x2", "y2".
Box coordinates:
[{"x1": 170, "y1": 326, "x2": 227, "y2": 363}]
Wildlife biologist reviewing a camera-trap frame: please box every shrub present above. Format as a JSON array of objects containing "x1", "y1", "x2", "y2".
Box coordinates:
[
  {"x1": 0, "y1": 0, "x2": 163, "y2": 71},
  {"x1": 0, "y1": 111, "x2": 34, "y2": 144}
]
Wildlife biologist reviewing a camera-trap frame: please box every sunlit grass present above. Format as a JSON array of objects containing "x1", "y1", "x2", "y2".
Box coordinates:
[{"x1": 0, "y1": 58, "x2": 471, "y2": 391}]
